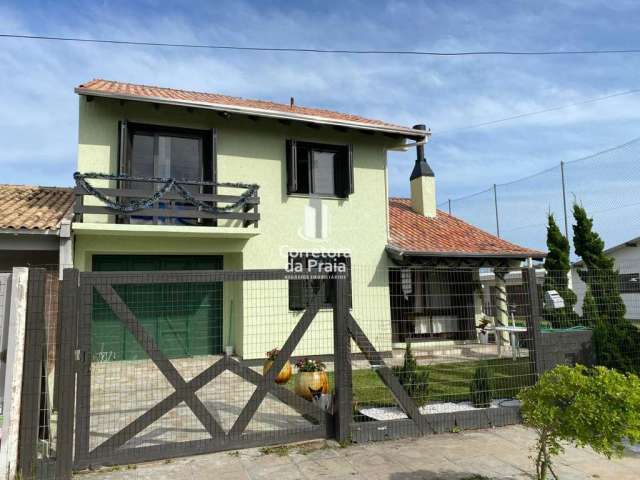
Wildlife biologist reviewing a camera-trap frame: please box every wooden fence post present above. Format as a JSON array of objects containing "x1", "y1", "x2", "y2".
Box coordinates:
[
  {"x1": 18, "y1": 268, "x2": 46, "y2": 479},
  {"x1": 524, "y1": 267, "x2": 544, "y2": 378},
  {"x1": 55, "y1": 269, "x2": 79, "y2": 479},
  {"x1": 332, "y1": 276, "x2": 352, "y2": 443}
]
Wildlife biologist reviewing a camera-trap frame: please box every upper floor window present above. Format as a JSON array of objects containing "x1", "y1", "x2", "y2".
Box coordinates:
[
  {"x1": 120, "y1": 121, "x2": 214, "y2": 193},
  {"x1": 118, "y1": 121, "x2": 214, "y2": 224},
  {"x1": 286, "y1": 140, "x2": 353, "y2": 198}
]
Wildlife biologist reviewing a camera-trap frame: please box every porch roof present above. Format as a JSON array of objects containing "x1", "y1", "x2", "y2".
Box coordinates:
[{"x1": 387, "y1": 198, "x2": 545, "y2": 263}]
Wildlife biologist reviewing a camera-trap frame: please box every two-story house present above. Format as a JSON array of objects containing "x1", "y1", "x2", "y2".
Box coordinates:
[
  {"x1": 71, "y1": 79, "x2": 543, "y2": 363},
  {"x1": 72, "y1": 79, "x2": 427, "y2": 361}
]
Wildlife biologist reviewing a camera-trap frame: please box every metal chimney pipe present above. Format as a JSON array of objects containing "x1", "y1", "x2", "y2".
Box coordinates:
[{"x1": 413, "y1": 124, "x2": 426, "y2": 161}]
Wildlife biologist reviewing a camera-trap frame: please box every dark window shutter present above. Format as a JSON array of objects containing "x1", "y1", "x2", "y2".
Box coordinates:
[
  {"x1": 288, "y1": 254, "x2": 306, "y2": 310},
  {"x1": 347, "y1": 144, "x2": 354, "y2": 195},
  {"x1": 345, "y1": 256, "x2": 353, "y2": 309},
  {"x1": 118, "y1": 120, "x2": 129, "y2": 175},
  {"x1": 286, "y1": 139, "x2": 298, "y2": 194},
  {"x1": 333, "y1": 145, "x2": 353, "y2": 198}
]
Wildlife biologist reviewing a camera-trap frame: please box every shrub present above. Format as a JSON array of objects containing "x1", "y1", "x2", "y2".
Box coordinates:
[
  {"x1": 470, "y1": 363, "x2": 492, "y2": 408},
  {"x1": 518, "y1": 364, "x2": 640, "y2": 480},
  {"x1": 392, "y1": 343, "x2": 430, "y2": 403}
]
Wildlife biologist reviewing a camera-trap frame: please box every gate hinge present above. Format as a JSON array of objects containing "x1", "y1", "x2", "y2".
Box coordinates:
[{"x1": 74, "y1": 349, "x2": 87, "y2": 363}]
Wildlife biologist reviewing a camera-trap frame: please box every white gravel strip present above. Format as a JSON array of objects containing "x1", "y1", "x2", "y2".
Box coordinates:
[{"x1": 360, "y1": 399, "x2": 521, "y2": 421}]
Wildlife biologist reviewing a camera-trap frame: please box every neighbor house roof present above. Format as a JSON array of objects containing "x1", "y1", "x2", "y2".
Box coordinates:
[
  {"x1": 0, "y1": 185, "x2": 74, "y2": 231},
  {"x1": 388, "y1": 198, "x2": 545, "y2": 259},
  {"x1": 76, "y1": 79, "x2": 426, "y2": 138}
]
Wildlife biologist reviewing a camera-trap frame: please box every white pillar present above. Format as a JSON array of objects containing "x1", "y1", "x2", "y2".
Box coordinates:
[
  {"x1": 0, "y1": 268, "x2": 29, "y2": 480},
  {"x1": 494, "y1": 269, "x2": 510, "y2": 347}
]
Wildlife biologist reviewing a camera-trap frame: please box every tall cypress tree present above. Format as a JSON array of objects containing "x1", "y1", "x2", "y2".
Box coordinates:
[
  {"x1": 572, "y1": 204, "x2": 639, "y2": 374},
  {"x1": 543, "y1": 214, "x2": 577, "y2": 328},
  {"x1": 572, "y1": 204, "x2": 625, "y2": 323}
]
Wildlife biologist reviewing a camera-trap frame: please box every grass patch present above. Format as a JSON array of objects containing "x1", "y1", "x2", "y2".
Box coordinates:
[
  {"x1": 259, "y1": 445, "x2": 291, "y2": 456},
  {"x1": 288, "y1": 357, "x2": 534, "y2": 409}
]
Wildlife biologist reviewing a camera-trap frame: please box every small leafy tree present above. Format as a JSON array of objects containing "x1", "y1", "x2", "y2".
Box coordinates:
[
  {"x1": 542, "y1": 214, "x2": 578, "y2": 328},
  {"x1": 392, "y1": 343, "x2": 430, "y2": 404},
  {"x1": 518, "y1": 365, "x2": 640, "y2": 480},
  {"x1": 470, "y1": 363, "x2": 492, "y2": 408},
  {"x1": 572, "y1": 203, "x2": 640, "y2": 374}
]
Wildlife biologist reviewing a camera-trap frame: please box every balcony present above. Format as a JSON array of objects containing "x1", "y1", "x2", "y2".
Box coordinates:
[{"x1": 72, "y1": 173, "x2": 260, "y2": 238}]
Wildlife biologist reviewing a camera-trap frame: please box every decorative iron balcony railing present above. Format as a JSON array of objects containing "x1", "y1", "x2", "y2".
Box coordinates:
[{"x1": 73, "y1": 173, "x2": 260, "y2": 227}]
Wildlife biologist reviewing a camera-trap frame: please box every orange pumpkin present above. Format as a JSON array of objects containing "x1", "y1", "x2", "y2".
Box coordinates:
[
  {"x1": 263, "y1": 359, "x2": 292, "y2": 384},
  {"x1": 294, "y1": 371, "x2": 329, "y2": 400}
]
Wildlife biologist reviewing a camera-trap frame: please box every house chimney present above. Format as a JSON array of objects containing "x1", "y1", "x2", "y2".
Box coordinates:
[{"x1": 409, "y1": 124, "x2": 436, "y2": 217}]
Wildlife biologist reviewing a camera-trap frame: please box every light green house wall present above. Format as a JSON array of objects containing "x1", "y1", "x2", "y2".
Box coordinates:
[{"x1": 74, "y1": 96, "x2": 401, "y2": 359}]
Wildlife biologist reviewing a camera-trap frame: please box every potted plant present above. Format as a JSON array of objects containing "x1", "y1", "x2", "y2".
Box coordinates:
[
  {"x1": 294, "y1": 358, "x2": 329, "y2": 400},
  {"x1": 262, "y1": 348, "x2": 292, "y2": 384},
  {"x1": 477, "y1": 318, "x2": 491, "y2": 344}
]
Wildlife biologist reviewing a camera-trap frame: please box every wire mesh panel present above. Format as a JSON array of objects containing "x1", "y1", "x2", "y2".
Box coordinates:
[
  {"x1": 497, "y1": 165, "x2": 565, "y2": 252},
  {"x1": 16, "y1": 269, "x2": 63, "y2": 480},
  {"x1": 445, "y1": 187, "x2": 498, "y2": 236},
  {"x1": 349, "y1": 266, "x2": 537, "y2": 441},
  {"x1": 72, "y1": 269, "x2": 333, "y2": 470},
  {"x1": 564, "y1": 138, "x2": 640, "y2": 253}
]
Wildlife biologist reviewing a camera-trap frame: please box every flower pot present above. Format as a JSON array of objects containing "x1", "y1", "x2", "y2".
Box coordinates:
[
  {"x1": 294, "y1": 371, "x2": 329, "y2": 400},
  {"x1": 263, "y1": 359, "x2": 292, "y2": 384}
]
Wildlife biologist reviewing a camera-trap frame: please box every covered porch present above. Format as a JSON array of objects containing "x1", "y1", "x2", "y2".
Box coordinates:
[{"x1": 385, "y1": 197, "x2": 546, "y2": 360}]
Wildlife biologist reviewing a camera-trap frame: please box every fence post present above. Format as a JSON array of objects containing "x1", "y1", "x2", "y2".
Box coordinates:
[
  {"x1": 55, "y1": 269, "x2": 79, "y2": 479},
  {"x1": 332, "y1": 275, "x2": 352, "y2": 443},
  {"x1": 493, "y1": 184, "x2": 500, "y2": 237},
  {"x1": 560, "y1": 160, "x2": 569, "y2": 240},
  {"x1": 523, "y1": 267, "x2": 544, "y2": 378},
  {"x1": 18, "y1": 268, "x2": 46, "y2": 479}
]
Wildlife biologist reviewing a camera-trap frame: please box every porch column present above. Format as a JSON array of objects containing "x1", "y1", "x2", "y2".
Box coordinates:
[
  {"x1": 494, "y1": 269, "x2": 510, "y2": 348},
  {"x1": 472, "y1": 270, "x2": 484, "y2": 327}
]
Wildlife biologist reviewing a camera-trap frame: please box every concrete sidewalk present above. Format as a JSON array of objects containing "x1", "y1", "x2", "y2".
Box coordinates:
[{"x1": 75, "y1": 425, "x2": 640, "y2": 480}]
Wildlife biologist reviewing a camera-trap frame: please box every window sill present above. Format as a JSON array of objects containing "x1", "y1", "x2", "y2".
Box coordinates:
[{"x1": 287, "y1": 193, "x2": 349, "y2": 201}]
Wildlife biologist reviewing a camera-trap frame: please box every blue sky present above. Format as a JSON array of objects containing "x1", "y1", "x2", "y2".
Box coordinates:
[{"x1": 2, "y1": 0, "x2": 640, "y2": 205}]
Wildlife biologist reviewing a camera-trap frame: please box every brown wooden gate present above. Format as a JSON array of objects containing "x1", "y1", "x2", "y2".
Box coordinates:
[{"x1": 56, "y1": 269, "x2": 336, "y2": 474}]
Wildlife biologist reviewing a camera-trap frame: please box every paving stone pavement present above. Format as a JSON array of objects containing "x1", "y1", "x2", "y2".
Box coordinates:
[{"x1": 74, "y1": 425, "x2": 640, "y2": 480}]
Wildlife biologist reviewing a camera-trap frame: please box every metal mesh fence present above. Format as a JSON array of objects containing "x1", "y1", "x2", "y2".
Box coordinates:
[
  {"x1": 350, "y1": 265, "x2": 535, "y2": 431},
  {"x1": 15, "y1": 264, "x2": 640, "y2": 478},
  {"x1": 438, "y1": 136, "x2": 640, "y2": 257}
]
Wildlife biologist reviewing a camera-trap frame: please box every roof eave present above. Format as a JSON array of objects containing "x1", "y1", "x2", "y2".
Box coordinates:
[
  {"x1": 0, "y1": 228, "x2": 60, "y2": 236},
  {"x1": 75, "y1": 88, "x2": 426, "y2": 139},
  {"x1": 386, "y1": 245, "x2": 546, "y2": 261}
]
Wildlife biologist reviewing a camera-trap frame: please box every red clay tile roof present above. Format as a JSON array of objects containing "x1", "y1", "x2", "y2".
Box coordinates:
[
  {"x1": 76, "y1": 79, "x2": 424, "y2": 137},
  {"x1": 388, "y1": 198, "x2": 545, "y2": 258},
  {"x1": 0, "y1": 185, "x2": 74, "y2": 231}
]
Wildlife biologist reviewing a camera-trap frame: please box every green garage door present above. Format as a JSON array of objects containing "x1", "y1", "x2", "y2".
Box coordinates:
[{"x1": 92, "y1": 255, "x2": 223, "y2": 361}]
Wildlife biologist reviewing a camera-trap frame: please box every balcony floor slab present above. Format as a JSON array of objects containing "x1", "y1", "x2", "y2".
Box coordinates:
[{"x1": 72, "y1": 222, "x2": 261, "y2": 239}]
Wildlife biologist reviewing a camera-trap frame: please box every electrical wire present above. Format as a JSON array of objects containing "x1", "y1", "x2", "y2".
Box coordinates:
[
  {"x1": 441, "y1": 89, "x2": 640, "y2": 132},
  {"x1": 2, "y1": 33, "x2": 640, "y2": 56}
]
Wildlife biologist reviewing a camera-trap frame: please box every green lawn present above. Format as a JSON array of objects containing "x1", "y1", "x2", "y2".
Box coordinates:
[{"x1": 288, "y1": 357, "x2": 535, "y2": 409}]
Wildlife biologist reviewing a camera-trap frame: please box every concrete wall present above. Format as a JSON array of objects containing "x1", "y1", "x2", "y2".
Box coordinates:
[
  {"x1": 74, "y1": 96, "x2": 401, "y2": 358},
  {"x1": 538, "y1": 330, "x2": 594, "y2": 374}
]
